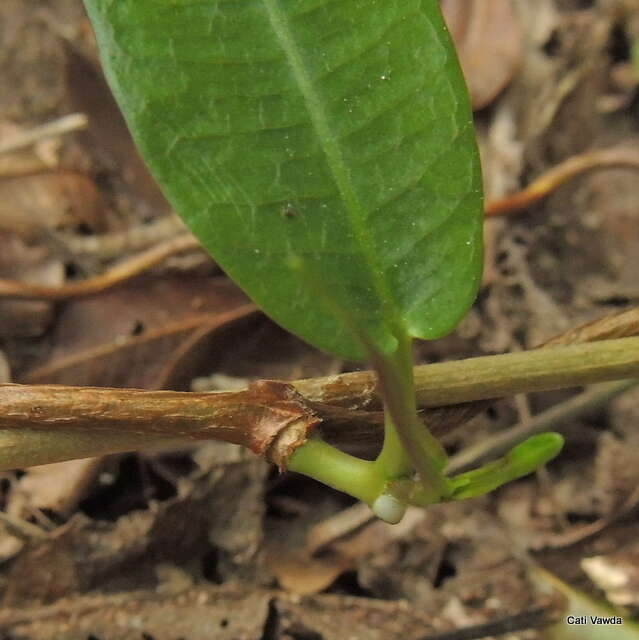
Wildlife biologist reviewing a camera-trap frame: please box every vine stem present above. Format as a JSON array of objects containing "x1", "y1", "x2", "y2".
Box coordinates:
[
  {"x1": 370, "y1": 335, "x2": 448, "y2": 501},
  {"x1": 294, "y1": 337, "x2": 639, "y2": 409},
  {"x1": 0, "y1": 338, "x2": 637, "y2": 472},
  {"x1": 286, "y1": 438, "x2": 382, "y2": 505}
]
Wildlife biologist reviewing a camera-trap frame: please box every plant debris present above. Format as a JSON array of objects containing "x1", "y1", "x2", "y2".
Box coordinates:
[{"x1": 0, "y1": 0, "x2": 638, "y2": 638}]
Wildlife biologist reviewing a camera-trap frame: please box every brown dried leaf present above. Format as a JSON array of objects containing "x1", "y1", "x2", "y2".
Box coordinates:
[
  {"x1": 269, "y1": 507, "x2": 426, "y2": 596},
  {"x1": 0, "y1": 458, "x2": 103, "y2": 566},
  {"x1": 270, "y1": 551, "x2": 353, "y2": 596},
  {"x1": 581, "y1": 544, "x2": 639, "y2": 609},
  {"x1": 442, "y1": 0, "x2": 523, "y2": 109},
  {"x1": 0, "y1": 0, "x2": 70, "y2": 120},
  {"x1": 542, "y1": 308, "x2": 639, "y2": 348},
  {"x1": 22, "y1": 277, "x2": 256, "y2": 389},
  {"x1": 0, "y1": 121, "x2": 50, "y2": 178},
  {"x1": 9, "y1": 458, "x2": 102, "y2": 517},
  {"x1": 4, "y1": 457, "x2": 270, "y2": 606},
  {"x1": 193, "y1": 319, "x2": 342, "y2": 390},
  {"x1": 0, "y1": 171, "x2": 107, "y2": 239},
  {"x1": 0, "y1": 349, "x2": 10, "y2": 382},
  {"x1": 594, "y1": 432, "x2": 639, "y2": 516},
  {"x1": 0, "y1": 233, "x2": 63, "y2": 337},
  {"x1": 573, "y1": 165, "x2": 639, "y2": 305},
  {"x1": 65, "y1": 48, "x2": 171, "y2": 215}
]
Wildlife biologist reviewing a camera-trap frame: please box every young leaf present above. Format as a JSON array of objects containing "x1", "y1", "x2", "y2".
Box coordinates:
[
  {"x1": 83, "y1": 0, "x2": 483, "y2": 360},
  {"x1": 447, "y1": 433, "x2": 564, "y2": 500}
]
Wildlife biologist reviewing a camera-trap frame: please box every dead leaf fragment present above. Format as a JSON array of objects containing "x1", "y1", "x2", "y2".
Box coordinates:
[
  {"x1": 268, "y1": 506, "x2": 426, "y2": 596},
  {"x1": 0, "y1": 171, "x2": 106, "y2": 240},
  {"x1": 0, "y1": 233, "x2": 63, "y2": 337},
  {"x1": 9, "y1": 458, "x2": 102, "y2": 517},
  {"x1": 0, "y1": 350, "x2": 10, "y2": 382},
  {"x1": 442, "y1": 0, "x2": 523, "y2": 109},
  {"x1": 22, "y1": 277, "x2": 256, "y2": 389},
  {"x1": 66, "y1": 48, "x2": 171, "y2": 215},
  {"x1": 271, "y1": 550, "x2": 353, "y2": 596},
  {"x1": 581, "y1": 544, "x2": 639, "y2": 609}
]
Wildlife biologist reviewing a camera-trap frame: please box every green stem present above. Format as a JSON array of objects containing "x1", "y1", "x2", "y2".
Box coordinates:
[
  {"x1": 371, "y1": 335, "x2": 449, "y2": 501},
  {"x1": 374, "y1": 409, "x2": 413, "y2": 479},
  {"x1": 287, "y1": 334, "x2": 452, "y2": 520},
  {"x1": 293, "y1": 337, "x2": 639, "y2": 409},
  {"x1": 287, "y1": 437, "x2": 384, "y2": 505}
]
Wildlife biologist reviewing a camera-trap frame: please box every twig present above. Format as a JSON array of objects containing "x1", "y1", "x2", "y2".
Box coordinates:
[
  {"x1": 22, "y1": 304, "x2": 259, "y2": 385},
  {"x1": 0, "y1": 234, "x2": 201, "y2": 300},
  {"x1": 485, "y1": 146, "x2": 639, "y2": 217},
  {"x1": 540, "y1": 306, "x2": 639, "y2": 347},
  {"x1": 446, "y1": 378, "x2": 639, "y2": 474},
  {"x1": 0, "y1": 113, "x2": 88, "y2": 155},
  {"x1": 296, "y1": 337, "x2": 639, "y2": 409},
  {"x1": 1, "y1": 338, "x2": 639, "y2": 470},
  {"x1": 55, "y1": 215, "x2": 188, "y2": 260},
  {"x1": 0, "y1": 166, "x2": 91, "y2": 182},
  {"x1": 0, "y1": 510, "x2": 48, "y2": 542},
  {"x1": 0, "y1": 380, "x2": 321, "y2": 470},
  {"x1": 305, "y1": 502, "x2": 373, "y2": 555},
  {"x1": 442, "y1": 307, "x2": 639, "y2": 472}
]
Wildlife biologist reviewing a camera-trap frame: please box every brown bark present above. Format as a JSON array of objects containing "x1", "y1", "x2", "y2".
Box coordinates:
[
  {"x1": 0, "y1": 334, "x2": 637, "y2": 468},
  {"x1": 0, "y1": 380, "x2": 321, "y2": 464}
]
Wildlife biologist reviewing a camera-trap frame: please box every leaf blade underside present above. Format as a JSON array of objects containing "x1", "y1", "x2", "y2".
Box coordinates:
[{"x1": 84, "y1": 0, "x2": 483, "y2": 359}]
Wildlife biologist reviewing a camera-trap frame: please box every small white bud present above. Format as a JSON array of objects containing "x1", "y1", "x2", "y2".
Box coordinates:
[{"x1": 372, "y1": 493, "x2": 406, "y2": 524}]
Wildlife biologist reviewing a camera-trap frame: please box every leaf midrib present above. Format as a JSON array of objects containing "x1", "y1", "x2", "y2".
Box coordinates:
[{"x1": 261, "y1": 0, "x2": 401, "y2": 341}]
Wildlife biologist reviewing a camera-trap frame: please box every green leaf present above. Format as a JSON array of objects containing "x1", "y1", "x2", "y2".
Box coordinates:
[
  {"x1": 84, "y1": 0, "x2": 483, "y2": 360},
  {"x1": 448, "y1": 433, "x2": 564, "y2": 500}
]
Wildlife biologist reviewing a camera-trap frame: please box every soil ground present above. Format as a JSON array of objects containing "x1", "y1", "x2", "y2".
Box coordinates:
[{"x1": 0, "y1": 1, "x2": 638, "y2": 639}]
